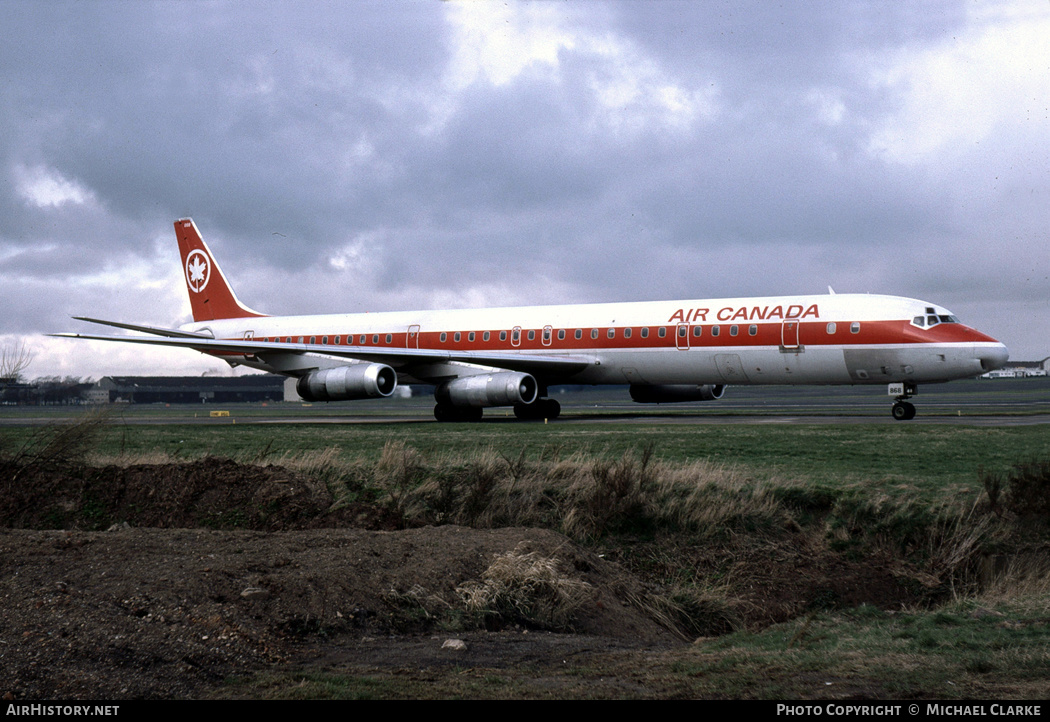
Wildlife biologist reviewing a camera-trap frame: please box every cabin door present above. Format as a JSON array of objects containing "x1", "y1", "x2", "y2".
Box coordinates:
[{"x1": 781, "y1": 319, "x2": 800, "y2": 350}]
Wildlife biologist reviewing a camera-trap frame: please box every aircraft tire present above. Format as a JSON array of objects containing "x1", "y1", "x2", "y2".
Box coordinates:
[
  {"x1": 513, "y1": 402, "x2": 536, "y2": 420},
  {"x1": 434, "y1": 403, "x2": 484, "y2": 422},
  {"x1": 542, "y1": 398, "x2": 561, "y2": 420},
  {"x1": 514, "y1": 398, "x2": 560, "y2": 421},
  {"x1": 891, "y1": 401, "x2": 916, "y2": 421}
]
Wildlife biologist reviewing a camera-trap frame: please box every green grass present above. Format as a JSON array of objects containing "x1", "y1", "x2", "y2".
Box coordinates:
[
  {"x1": 666, "y1": 600, "x2": 1050, "y2": 699},
  {"x1": 4, "y1": 412, "x2": 1046, "y2": 503}
]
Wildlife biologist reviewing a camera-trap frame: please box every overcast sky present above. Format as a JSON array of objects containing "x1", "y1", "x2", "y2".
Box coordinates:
[{"x1": 2, "y1": 0, "x2": 1047, "y2": 379}]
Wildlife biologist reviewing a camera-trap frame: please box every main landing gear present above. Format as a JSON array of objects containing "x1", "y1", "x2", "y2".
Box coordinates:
[
  {"x1": 889, "y1": 382, "x2": 917, "y2": 421},
  {"x1": 513, "y1": 398, "x2": 561, "y2": 421},
  {"x1": 433, "y1": 398, "x2": 562, "y2": 422},
  {"x1": 433, "y1": 402, "x2": 483, "y2": 422}
]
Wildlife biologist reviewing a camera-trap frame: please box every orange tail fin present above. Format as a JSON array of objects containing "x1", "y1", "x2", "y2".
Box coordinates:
[{"x1": 175, "y1": 219, "x2": 265, "y2": 322}]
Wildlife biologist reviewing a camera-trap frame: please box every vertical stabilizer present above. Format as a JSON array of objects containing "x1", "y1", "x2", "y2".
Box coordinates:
[{"x1": 174, "y1": 219, "x2": 265, "y2": 322}]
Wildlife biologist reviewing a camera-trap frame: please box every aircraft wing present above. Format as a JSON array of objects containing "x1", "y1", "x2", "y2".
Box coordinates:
[
  {"x1": 50, "y1": 330, "x2": 594, "y2": 378},
  {"x1": 71, "y1": 317, "x2": 215, "y2": 339}
]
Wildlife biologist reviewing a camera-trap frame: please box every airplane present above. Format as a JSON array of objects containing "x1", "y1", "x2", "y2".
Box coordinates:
[{"x1": 55, "y1": 218, "x2": 1010, "y2": 421}]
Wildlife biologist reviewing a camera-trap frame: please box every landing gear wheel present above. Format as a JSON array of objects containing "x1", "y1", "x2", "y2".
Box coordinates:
[
  {"x1": 542, "y1": 398, "x2": 561, "y2": 420},
  {"x1": 891, "y1": 401, "x2": 916, "y2": 421},
  {"x1": 513, "y1": 402, "x2": 535, "y2": 420},
  {"x1": 434, "y1": 403, "x2": 484, "y2": 422},
  {"x1": 513, "y1": 398, "x2": 561, "y2": 421}
]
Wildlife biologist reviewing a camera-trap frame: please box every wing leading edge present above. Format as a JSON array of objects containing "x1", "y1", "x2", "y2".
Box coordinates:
[{"x1": 51, "y1": 326, "x2": 594, "y2": 378}]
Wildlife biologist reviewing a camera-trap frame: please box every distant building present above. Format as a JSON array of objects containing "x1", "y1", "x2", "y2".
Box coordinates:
[
  {"x1": 92, "y1": 375, "x2": 286, "y2": 404},
  {"x1": 0, "y1": 377, "x2": 34, "y2": 405},
  {"x1": 981, "y1": 359, "x2": 1049, "y2": 379}
]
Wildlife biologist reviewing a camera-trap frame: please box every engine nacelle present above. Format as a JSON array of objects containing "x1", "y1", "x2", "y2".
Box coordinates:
[
  {"x1": 435, "y1": 372, "x2": 538, "y2": 408},
  {"x1": 629, "y1": 384, "x2": 726, "y2": 404},
  {"x1": 296, "y1": 364, "x2": 397, "y2": 402}
]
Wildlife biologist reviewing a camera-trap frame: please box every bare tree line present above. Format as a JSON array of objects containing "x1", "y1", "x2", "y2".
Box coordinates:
[{"x1": 1, "y1": 339, "x2": 34, "y2": 381}]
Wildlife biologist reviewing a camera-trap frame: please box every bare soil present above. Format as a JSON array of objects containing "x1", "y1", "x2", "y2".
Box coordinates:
[{"x1": 0, "y1": 458, "x2": 940, "y2": 699}]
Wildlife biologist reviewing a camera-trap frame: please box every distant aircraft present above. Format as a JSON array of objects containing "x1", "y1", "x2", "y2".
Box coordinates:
[{"x1": 56, "y1": 219, "x2": 1009, "y2": 421}]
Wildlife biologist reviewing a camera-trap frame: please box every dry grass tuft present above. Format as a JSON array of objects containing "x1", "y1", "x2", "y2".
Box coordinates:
[
  {"x1": 456, "y1": 545, "x2": 593, "y2": 630},
  {"x1": 977, "y1": 553, "x2": 1050, "y2": 612}
]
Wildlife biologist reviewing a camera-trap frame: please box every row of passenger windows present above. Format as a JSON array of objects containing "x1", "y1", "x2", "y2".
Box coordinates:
[
  {"x1": 262, "y1": 322, "x2": 865, "y2": 345},
  {"x1": 261, "y1": 334, "x2": 394, "y2": 345},
  {"x1": 431, "y1": 322, "x2": 862, "y2": 342}
]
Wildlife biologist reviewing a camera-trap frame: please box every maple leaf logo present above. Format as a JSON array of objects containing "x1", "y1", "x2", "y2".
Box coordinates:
[{"x1": 185, "y1": 250, "x2": 210, "y2": 293}]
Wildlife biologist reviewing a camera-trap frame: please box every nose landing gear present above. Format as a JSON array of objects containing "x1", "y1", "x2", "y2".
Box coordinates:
[{"x1": 889, "y1": 382, "x2": 917, "y2": 421}]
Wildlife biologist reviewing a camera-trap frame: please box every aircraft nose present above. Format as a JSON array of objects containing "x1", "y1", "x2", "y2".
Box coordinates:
[{"x1": 978, "y1": 343, "x2": 1009, "y2": 372}]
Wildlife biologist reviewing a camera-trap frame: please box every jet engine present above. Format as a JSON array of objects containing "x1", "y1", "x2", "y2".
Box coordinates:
[
  {"x1": 296, "y1": 363, "x2": 397, "y2": 401},
  {"x1": 629, "y1": 384, "x2": 726, "y2": 403},
  {"x1": 435, "y1": 372, "x2": 538, "y2": 408}
]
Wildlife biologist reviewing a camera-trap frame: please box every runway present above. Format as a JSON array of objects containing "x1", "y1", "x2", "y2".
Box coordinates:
[{"x1": 3, "y1": 377, "x2": 1048, "y2": 427}]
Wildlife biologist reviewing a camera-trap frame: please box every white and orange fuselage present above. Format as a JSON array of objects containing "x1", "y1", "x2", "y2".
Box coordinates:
[
  {"x1": 190, "y1": 293, "x2": 1005, "y2": 387},
  {"x1": 58, "y1": 218, "x2": 1009, "y2": 421}
]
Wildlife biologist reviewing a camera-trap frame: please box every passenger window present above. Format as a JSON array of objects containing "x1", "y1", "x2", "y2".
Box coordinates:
[
  {"x1": 749, "y1": 325, "x2": 757, "y2": 336},
  {"x1": 372, "y1": 334, "x2": 379, "y2": 344},
  {"x1": 512, "y1": 329, "x2": 519, "y2": 342},
  {"x1": 528, "y1": 330, "x2": 535, "y2": 341},
  {"x1": 608, "y1": 328, "x2": 615, "y2": 339},
  {"x1": 678, "y1": 326, "x2": 687, "y2": 337},
  {"x1": 468, "y1": 332, "x2": 475, "y2": 342},
  {"x1": 500, "y1": 330, "x2": 507, "y2": 341},
  {"x1": 441, "y1": 332, "x2": 447, "y2": 342},
  {"x1": 558, "y1": 329, "x2": 565, "y2": 340},
  {"x1": 658, "y1": 327, "x2": 666, "y2": 338},
  {"x1": 591, "y1": 329, "x2": 599, "y2": 339},
  {"x1": 484, "y1": 331, "x2": 491, "y2": 342},
  {"x1": 711, "y1": 326, "x2": 720, "y2": 337},
  {"x1": 385, "y1": 334, "x2": 392, "y2": 343},
  {"x1": 693, "y1": 326, "x2": 702, "y2": 337},
  {"x1": 641, "y1": 328, "x2": 649, "y2": 338},
  {"x1": 624, "y1": 328, "x2": 632, "y2": 339},
  {"x1": 310, "y1": 336, "x2": 316, "y2": 344},
  {"x1": 454, "y1": 332, "x2": 461, "y2": 342},
  {"x1": 850, "y1": 322, "x2": 860, "y2": 334},
  {"x1": 334, "y1": 336, "x2": 341, "y2": 344},
  {"x1": 575, "y1": 329, "x2": 582, "y2": 340},
  {"x1": 322, "y1": 336, "x2": 328, "y2": 345},
  {"x1": 730, "y1": 326, "x2": 738, "y2": 336},
  {"x1": 543, "y1": 328, "x2": 551, "y2": 341},
  {"x1": 827, "y1": 322, "x2": 837, "y2": 334},
  {"x1": 359, "y1": 335, "x2": 366, "y2": 344}
]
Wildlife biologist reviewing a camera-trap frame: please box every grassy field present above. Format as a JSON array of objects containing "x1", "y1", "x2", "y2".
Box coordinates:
[{"x1": 5, "y1": 406, "x2": 1049, "y2": 502}]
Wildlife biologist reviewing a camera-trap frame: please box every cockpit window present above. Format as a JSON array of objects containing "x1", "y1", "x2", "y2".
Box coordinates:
[{"x1": 912, "y1": 313, "x2": 960, "y2": 329}]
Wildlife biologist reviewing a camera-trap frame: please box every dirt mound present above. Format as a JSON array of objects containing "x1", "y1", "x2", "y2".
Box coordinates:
[
  {"x1": 0, "y1": 525, "x2": 675, "y2": 699},
  {"x1": 0, "y1": 457, "x2": 398, "y2": 531},
  {"x1": 0, "y1": 457, "x2": 961, "y2": 699}
]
